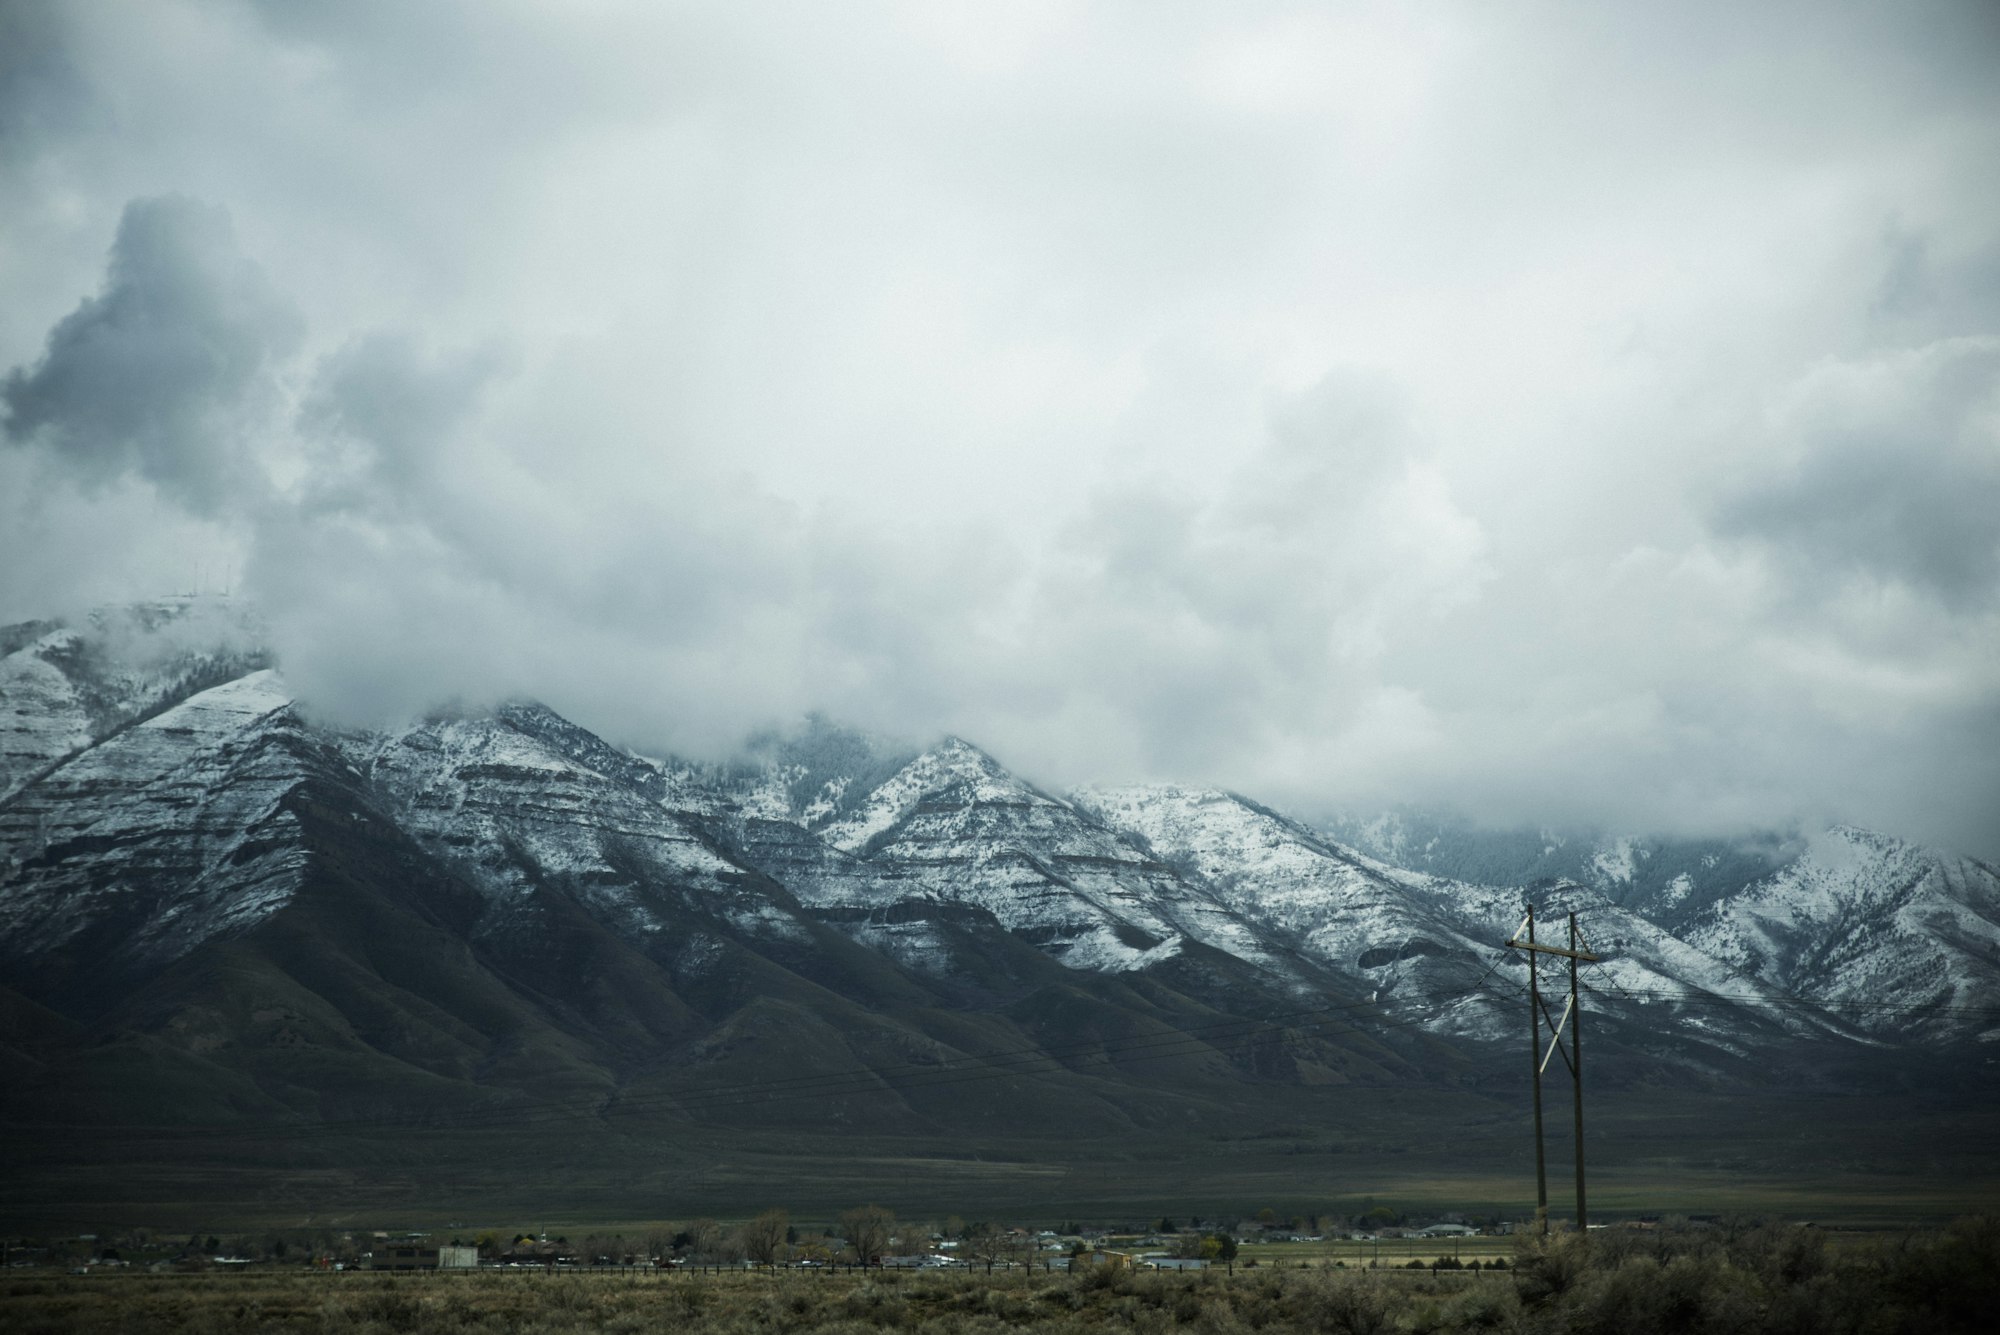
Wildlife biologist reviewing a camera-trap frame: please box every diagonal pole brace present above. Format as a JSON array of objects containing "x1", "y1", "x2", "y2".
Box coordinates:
[{"x1": 1539, "y1": 995, "x2": 1575, "y2": 1075}]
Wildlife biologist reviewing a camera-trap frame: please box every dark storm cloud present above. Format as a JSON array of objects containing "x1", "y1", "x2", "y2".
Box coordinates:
[
  {"x1": 0, "y1": 1, "x2": 92, "y2": 166},
  {"x1": 1, "y1": 195, "x2": 300, "y2": 515},
  {"x1": 1713, "y1": 339, "x2": 2000, "y2": 610}
]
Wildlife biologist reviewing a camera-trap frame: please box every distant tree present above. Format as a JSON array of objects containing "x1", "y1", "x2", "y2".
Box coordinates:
[
  {"x1": 1007, "y1": 1231, "x2": 1042, "y2": 1271},
  {"x1": 965, "y1": 1222, "x2": 1007, "y2": 1270},
  {"x1": 740, "y1": 1208, "x2": 789, "y2": 1267},
  {"x1": 1158, "y1": 1217, "x2": 1178, "y2": 1234},
  {"x1": 840, "y1": 1206, "x2": 895, "y2": 1266}
]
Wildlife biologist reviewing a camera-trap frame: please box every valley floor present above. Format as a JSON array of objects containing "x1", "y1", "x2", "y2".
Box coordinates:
[{"x1": 4, "y1": 1087, "x2": 1996, "y2": 1231}]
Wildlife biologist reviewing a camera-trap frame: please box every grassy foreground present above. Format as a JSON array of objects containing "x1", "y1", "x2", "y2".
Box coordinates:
[{"x1": 6, "y1": 1219, "x2": 1997, "y2": 1335}]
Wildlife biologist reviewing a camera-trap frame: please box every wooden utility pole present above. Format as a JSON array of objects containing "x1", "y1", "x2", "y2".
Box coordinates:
[
  {"x1": 1524, "y1": 906, "x2": 1548, "y2": 1231},
  {"x1": 1506, "y1": 905, "x2": 1597, "y2": 1234},
  {"x1": 1569, "y1": 911, "x2": 1588, "y2": 1231}
]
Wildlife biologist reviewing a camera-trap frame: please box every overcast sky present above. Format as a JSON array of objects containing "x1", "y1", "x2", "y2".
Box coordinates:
[{"x1": 2, "y1": 0, "x2": 1997, "y2": 854}]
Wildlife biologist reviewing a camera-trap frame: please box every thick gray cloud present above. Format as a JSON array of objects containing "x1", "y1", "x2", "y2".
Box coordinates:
[
  {"x1": 298, "y1": 332, "x2": 504, "y2": 517},
  {"x1": 2, "y1": 194, "x2": 298, "y2": 515},
  {"x1": 1713, "y1": 339, "x2": 2000, "y2": 610},
  {"x1": 0, "y1": 1, "x2": 92, "y2": 168},
  {"x1": 1, "y1": 1, "x2": 1997, "y2": 858}
]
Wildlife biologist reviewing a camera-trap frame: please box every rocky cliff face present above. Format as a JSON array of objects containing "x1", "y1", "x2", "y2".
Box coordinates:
[
  {"x1": 1679, "y1": 826, "x2": 2000, "y2": 1041},
  {"x1": 0, "y1": 599, "x2": 267, "y2": 802},
  {"x1": 0, "y1": 670, "x2": 311, "y2": 1015}
]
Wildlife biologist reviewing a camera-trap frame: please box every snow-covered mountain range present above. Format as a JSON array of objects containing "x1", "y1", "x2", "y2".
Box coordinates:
[{"x1": 3, "y1": 598, "x2": 1997, "y2": 1141}]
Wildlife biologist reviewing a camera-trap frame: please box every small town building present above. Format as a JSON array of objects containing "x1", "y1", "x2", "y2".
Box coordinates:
[{"x1": 371, "y1": 1244, "x2": 438, "y2": 1271}]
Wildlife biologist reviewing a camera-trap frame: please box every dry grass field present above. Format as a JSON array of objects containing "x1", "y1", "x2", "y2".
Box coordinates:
[{"x1": 5, "y1": 1219, "x2": 1997, "y2": 1335}]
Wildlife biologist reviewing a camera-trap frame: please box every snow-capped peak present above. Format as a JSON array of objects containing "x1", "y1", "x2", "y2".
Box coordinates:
[{"x1": 819, "y1": 735, "x2": 1059, "y2": 855}]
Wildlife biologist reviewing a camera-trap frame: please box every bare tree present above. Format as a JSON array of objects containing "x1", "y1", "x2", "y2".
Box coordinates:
[
  {"x1": 965, "y1": 1223, "x2": 1008, "y2": 1271},
  {"x1": 840, "y1": 1205, "x2": 895, "y2": 1266},
  {"x1": 740, "y1": 1208, "x2": 789, "y2": 1267},
  {"x1": 688, "y1": 1218, "x2": 722, "y2": 1262}
]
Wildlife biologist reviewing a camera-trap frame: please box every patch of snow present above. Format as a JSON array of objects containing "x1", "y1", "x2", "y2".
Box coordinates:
[
  {"x1": 800, "y1": 775, "x2": 850, "y2": 826},
  {"x1": 1590, "y1": 839, "x2": 1636, "y2": 885}
]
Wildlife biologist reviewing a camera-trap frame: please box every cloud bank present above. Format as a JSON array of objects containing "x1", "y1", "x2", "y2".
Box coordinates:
[{"x1": 2, "y1": 1, "x2": 1997, "y2": 857}]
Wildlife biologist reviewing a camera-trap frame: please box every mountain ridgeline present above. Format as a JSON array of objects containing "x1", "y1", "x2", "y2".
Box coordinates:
[{"x1": 2, "y1": 599, "x2": 1998, "y2": 1218}]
